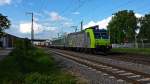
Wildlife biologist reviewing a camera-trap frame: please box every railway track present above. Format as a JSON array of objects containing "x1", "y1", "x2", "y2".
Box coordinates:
[
  {"x1": 105, "y1": 55, "x2": 150, "y2": 66},
  {"x1": 48, "y1": 49, "x2": 150, "y2": 84}
]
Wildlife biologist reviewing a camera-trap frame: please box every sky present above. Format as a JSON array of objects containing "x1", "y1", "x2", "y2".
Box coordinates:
[{"x1": 0, "y1": 0, "x2": 150, "y2": 39}]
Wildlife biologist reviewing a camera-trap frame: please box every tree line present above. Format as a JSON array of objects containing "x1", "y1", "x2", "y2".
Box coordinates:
[
  {"x1": 0, "y1": 13, "x2": 11, "y2": 37},
  {"x1": 107, "y1": 10, "x2": 150, "y2": 44}
]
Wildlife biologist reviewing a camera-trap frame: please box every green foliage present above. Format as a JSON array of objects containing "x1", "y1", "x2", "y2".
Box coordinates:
[
  {"x1": 25, "y1": 72, "x2": 76, "y2": 84},
  {"x1": 107, "y1": 10, "x2": 137, "y2": 43},
  {"x1": 0, "y1": 13, "x2": 11, "y2": 37},
  {"x1": 138, "y1": 13, "x2": 150, "y2": 40},
  {"x1": 13, "y1": 38, "x2": 33, "y2": 50},
  {"x1": 111, "y1": 48, "x2": 150, "y2": 56},
  {"x1": 0, "y1": 40, "x2": 76, "y2": 84}
]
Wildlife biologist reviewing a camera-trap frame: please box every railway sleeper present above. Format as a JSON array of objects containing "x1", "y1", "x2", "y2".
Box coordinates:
[{"x1": 50, "y1": 50, "x2": 150, "y2": 84}]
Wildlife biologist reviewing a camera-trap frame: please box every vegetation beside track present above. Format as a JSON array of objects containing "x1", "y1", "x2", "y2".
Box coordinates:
[
  {"x1": 0, "y1": 39, "x2": 76, "y2": 84},
  {"x1": 111, "y1": 48, "x2": 150, "y2": 56}
]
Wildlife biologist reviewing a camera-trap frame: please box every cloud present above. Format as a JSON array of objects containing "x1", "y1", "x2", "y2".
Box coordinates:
[
  {"x1": 135, "y1": 13, "x2": 143, "y2": 18},
  {"x1": 84, "y1": 13, "x2": 143, "y2": 29},
  {"x1": 44, "y1": 26, "x2": 57, "y2": 32},
  {"x1": 48, "y1": 11, "x2": 65, "y2": 21},
  {"x1": 44, "y1": 11, "x2": 71, "y2": 22},
  {"x1": 34, "y1": 12, "x2": 42, "y2": 17},
  {"x1": 34, "y1": 17, "x2": 39, "y2": 22},
  {"x1": 84, "y1": 16, "x2": 112, "y2": 29},
  {"x1": 0, "y1": 0, "x2": 11, "y2": 5},
  {"x1": 72, "y1": 12, "x2": 80, "y2": 15},
  {"x1": 43, "y1": 11, "x2": 74, "y2": 32},
  {"x1": 83, "y1": 21, "x2": 96, "y2": 29},
  {"x1": 63, "y1": 22, "x2": 73, "y2": 27},
  {"x1": 0, "y1": 0, "x2": 23, "y2": 6},
  {"x1": 19, "y1": 21, "x2": 58, "y2": 33},
  {"x1": 19, "y1": 22, "x2": 43, "y2": 33}
]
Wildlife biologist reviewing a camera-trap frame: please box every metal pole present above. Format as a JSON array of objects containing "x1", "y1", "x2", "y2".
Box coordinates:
[
  {"x1": 26, "y1": 12, "x2": 34, "y2": 44},
  {"x1": 71, "y1": 26, "x2": 78, "y2": 32},
  {"x1": 57, "y1": 33, "x2": 59, "y2": 38},
  {"x1": 141, "y1": 39, "x2": 144, "y2": 48},
  {"x1": 135, "y1": 34, "x2": 138, "y2": 48},
  {"x1": 108, "y1": 28, "x2": 110, "y2": 40},
  {"x1": 31, "y1": 13, "x2": 34, "y2": 44},
  {"x1": 81, "y1": 20, "x2": 83, "y2": 31}
]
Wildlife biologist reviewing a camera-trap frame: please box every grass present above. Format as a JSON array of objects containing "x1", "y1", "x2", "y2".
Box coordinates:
[
  {"x1": 111, "y1": 48, "x2": 150, "y2": 56},
  {"x1": 0, "y1": 48, "x2": 76, "y2": 84}
]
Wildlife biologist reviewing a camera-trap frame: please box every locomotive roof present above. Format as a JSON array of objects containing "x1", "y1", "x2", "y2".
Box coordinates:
[
  {"x1": 85, "y1": 25, "x2": 107, "y2": 31},
  {"x1": 52, "y1": 25, "x2": 107, "y2": 41},
  {"x1": 68, "y1": 30, "x2": 85, "y2": 35}
]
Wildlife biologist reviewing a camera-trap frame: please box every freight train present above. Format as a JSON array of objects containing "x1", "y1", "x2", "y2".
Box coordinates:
[{"x1": 50, "y1": 25, "x2": 111, "y2": 53}]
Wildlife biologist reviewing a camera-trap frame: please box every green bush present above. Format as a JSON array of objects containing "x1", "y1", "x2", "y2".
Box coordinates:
[
  {"x1": 0, "y1": 39, "x2": 76, "y2": 84},
  {"x1": 25, "y1": 72, "x2": 52, "y2": 84},
  {"x1": 24, "y1": 72, "x2": 76, "y2": 84},
  {"x1": 111, "y1": 48, "x2": 150, "y2": 55}
]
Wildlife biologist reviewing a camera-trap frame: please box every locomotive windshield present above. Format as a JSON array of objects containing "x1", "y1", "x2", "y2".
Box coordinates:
[{"x1": 93, "y1": 29, "x2": 109, "y2": 39}]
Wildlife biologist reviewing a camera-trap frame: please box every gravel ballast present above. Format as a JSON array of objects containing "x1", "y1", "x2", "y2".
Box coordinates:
[{"x1": 51, "y1": 53, "x2": 131, "y2": 84}]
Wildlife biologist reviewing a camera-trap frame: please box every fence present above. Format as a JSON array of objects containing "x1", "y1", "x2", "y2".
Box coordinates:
[{"x1": 112, "y1": 43, "x2": 150, "y2": 48}]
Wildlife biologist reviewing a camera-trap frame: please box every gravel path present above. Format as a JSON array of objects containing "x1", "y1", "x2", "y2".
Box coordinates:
[{"x1": 50, "y1": 53, "x2": 131, "y2": 84}]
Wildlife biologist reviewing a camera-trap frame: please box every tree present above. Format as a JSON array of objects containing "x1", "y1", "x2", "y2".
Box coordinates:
[
  {"x1": 0, "y1": 13, "x2": 11, "y2": 37},
  {"x1": 138, "y1": 13, "x2": 150, "y2": 41},
  {"x1": 107, "y1": 10, "x2": 138, "y2": 44}
]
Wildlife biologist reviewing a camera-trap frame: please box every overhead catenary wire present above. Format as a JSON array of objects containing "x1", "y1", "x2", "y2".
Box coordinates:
[
  {"x1": 37, "y1": 0, "x2": 49, "y2": 13},
  {"x1": 43, "y1": 0, "x2": 90, "y2": 35},
  {"x1": 34, "y1": 0, "x2": 150, "y2": 38},
  {"x1": 57, "y1": 0, "x2": 135, "y2": 30},
  {"x1": 61, "y1": 0, "x2": 90, "y2": 16},
  {"x1": 87, "y1": 0, "x2": 136, "y2": 21}
]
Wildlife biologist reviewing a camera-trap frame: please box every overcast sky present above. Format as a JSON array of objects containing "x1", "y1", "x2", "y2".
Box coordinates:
[{"x1": 0, "y1": 0, "x2": 149, "y2": 39}]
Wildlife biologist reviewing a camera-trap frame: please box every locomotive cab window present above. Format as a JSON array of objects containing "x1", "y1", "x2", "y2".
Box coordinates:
[
  {"x1": 93, "y1": 29, "x2": 109, "y2": 39},
  {"x1": 101, "y1": 32, "x2": 109, "y2": 39}
]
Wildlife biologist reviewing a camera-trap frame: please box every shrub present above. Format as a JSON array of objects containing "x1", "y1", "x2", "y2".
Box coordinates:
[{"x1": 0, "y1": 39, "x2": 76, "y2": 84}]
